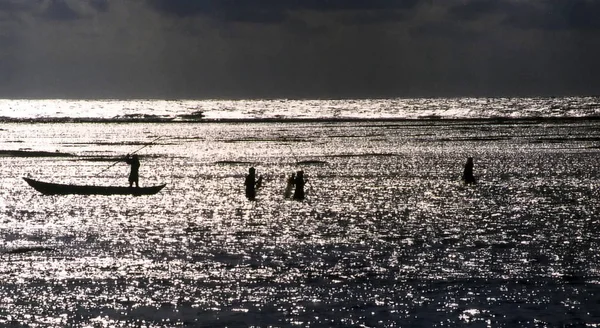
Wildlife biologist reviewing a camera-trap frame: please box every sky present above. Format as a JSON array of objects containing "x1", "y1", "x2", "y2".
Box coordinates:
[{"x1": 0, "y1": 0, "x2": 599, "y2": 99}]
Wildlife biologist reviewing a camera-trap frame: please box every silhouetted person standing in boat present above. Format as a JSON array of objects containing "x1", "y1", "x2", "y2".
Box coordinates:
[
  {"x1": 293, "y1": 170, "x2": 307, "y2": 200},
  {"x1": 245, "y1": 167, "x2": 262, "y2": 200},
  {"x1": 462, "y1": 157, "x2": 476, "y2": 184},
  {"x1": 125, "y1": 154, "x2": 140, "y2": 188}
]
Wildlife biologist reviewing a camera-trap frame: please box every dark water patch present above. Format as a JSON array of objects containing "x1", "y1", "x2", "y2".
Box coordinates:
[
  {"x1": 0, "y1": 150, "x2": 74, "y2": 157},
  {"x1": 184, "y1": 223, "x2": 212, "y2": 234},
  {"x1": 2, "y1": 246, "x2": 56, "y2": 255},
  {"x1": 67, "y1": 154, "x2": 166, "y2": 162},
  {"x1": 491, "y1": 241, "x2": 516, "y2": 249},
  {"x1": 561, "y1": 274, "x2": 588, "y2": 284},
  {"x1": 176, "y1": 111, "x2": 204, "y2": 120},
  {"x1": 279, "y1": 137, "x2": 311, "y2": 142},
  {"x1": 170, "y1": 136, "x2": 205, "y2": 141},
  {"x1": 296, "y1": 160, "x2": 329, "y2": 165}
]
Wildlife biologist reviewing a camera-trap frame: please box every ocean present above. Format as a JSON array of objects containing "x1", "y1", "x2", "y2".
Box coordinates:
[{"x1": 1, "y1": 97, "x2": 600, "y2": 326}]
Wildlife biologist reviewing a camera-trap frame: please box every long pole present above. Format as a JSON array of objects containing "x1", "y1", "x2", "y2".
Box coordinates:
[
  {"x1": 129, "y1": 136, "x2": 163, "y2": 156},
  {"x1": 94, "y1": 136, "x2": 163, "y2": 177}
]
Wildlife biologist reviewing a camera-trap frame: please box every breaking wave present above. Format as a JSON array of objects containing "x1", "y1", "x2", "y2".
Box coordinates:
[{"x1": 0, "y1": 97, "x2": 599, "y2": 123}]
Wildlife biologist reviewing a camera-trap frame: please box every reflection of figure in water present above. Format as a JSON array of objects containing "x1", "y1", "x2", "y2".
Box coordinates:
[
  {"x1": 284, "y1": 173, "x2": 295, "y2": 198},
  {"x1": 462, "y1": 157, "x2": 476, "y2": 184},
  {"x1": 125, "y1": 154, "x2": 140, "y2": 187},
  {"x1": 244, "y1": 167, "x2": 262, "y2": 200},
  {"x1": 293, "y1": 170, "x2": 307, "y2": 200}
]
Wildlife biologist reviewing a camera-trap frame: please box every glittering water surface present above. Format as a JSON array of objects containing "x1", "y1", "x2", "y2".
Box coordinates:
[
  {"x1": 1, "y1": 97, "x2": 600, "y2": 121},
  {"x1": 1, "y1": 120, "x2": 600, "y2": 326}
]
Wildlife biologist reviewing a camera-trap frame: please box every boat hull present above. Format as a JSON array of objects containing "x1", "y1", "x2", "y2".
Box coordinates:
[{"x1": 23, "y1": 177, "x2": 166, "y2": 196}]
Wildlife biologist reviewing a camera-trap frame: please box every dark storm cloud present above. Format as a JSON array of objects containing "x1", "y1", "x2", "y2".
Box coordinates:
[
  {"x1": 409, "y1": 21, "x2": 481, "y2": 40},
  {"x1": 1, "y1": 0, "x2": 600, "y2": 98},
  {"x1": 0, "y1": 34, "x2": 16, "y2": 46},
  {"x1": 297, "y1": 0, "x2": 419, "y2": 11},
  {"x1": 564, "y1": 0, "x2": 600, "y2": 30},
  {"x1": 148, "y1": 0, "x2": 284, "y2": 23},
  {"x1": 89, "y1": 0, "x2": 108, "y2": 12},
  {"x1": 339, "y1": 10, "x2": 408, "y2": 25},
  {"x1": 448, "y1": 0, "x2": 509, "y2": 21},
  {"x1": 0, "y1": 0, "x2": 109, "y2": 21},
  {"x1": 42, "y1": 0, "x2": 81, "y2": 20},
  {"x1": 521, "y1": 0, "x2": 600, "y2": 30},
  {"x1": 449, "y1": 0, "x2": 600, "y2": 31},
  {"x1": 148, "y1": 0, "x2": 418, "y2": 23},
  {"x1": 0, "y1": 0, "x2": 36, "y2": 12},
  {"x1": 148, "y1": 0, "x2": 600, "y2": 31}
]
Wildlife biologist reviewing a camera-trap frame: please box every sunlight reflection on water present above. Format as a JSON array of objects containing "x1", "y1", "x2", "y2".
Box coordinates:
[
  {"x1": 2, "y1": 97, "x2": 600, "y2": 121},
  {"x1": 1, "y1": 121, "x2": 600, "y2": 326}
]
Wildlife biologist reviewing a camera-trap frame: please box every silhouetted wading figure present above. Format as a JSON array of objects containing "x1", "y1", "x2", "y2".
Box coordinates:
[
  {"x1": 462, "y1": 157, "x2": 476, "y2": 184},
  {"x1": 245, "y1": 167, "x2": 262, "y2": 200},
  {"x1": 293, "y1": 170, "x2": 307, "y2": 200},
  {"x1": 125, "y1": 154, "x2": 140, "y2": 187},
  {"x1": 284, "y1": 173, "x2": 295, "y2": 198}
]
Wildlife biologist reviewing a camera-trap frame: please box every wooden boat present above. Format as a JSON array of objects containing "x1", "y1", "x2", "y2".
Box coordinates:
[{"x1": 23, "y1": 177, "x2": 166, "y2": 196}]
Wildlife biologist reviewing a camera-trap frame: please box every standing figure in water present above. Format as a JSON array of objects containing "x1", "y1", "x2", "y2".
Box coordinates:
[
  {"x1": 245, "y1": 167, "x2": 262, "y2": 200},
  {"x1": 125, "y1": 154, "x2": 140, "y2": 188},
  {"x1": 293, "y1": 170, "x2": 307, "y2": 200},
  {"x1": 284, "y1": 173, "x2": 295, "y2": 198},
  {"x1": 462, "y1": 157, "x2": 476, "y2": 184}
]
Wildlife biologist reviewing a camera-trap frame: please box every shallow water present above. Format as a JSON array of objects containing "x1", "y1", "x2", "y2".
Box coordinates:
[{"x1": 1, "y1": 120, "x2": 600, "y2": 326}]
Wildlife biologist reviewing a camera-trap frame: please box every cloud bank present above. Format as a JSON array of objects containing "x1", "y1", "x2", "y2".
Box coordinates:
[{"x1": 0, "y1": 0, "x2": 599, "y2": 98}]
